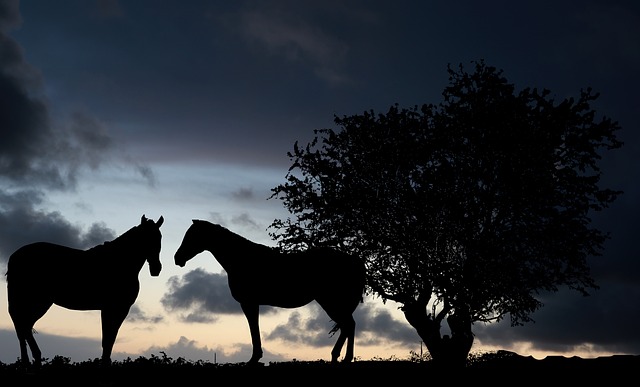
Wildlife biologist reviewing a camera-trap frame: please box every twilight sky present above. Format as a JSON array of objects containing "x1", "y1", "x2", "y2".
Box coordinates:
[{"x1": 0, "y1": 0, "x2": 639, "y2": 364}]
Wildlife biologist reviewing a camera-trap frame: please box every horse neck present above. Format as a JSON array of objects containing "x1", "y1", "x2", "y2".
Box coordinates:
[
  {"x1": 201, "y1": 223, "x2": 258, "y2": 272},
  {"x1": 88, "y1": 226, "x2": 147, "y2": 271}
]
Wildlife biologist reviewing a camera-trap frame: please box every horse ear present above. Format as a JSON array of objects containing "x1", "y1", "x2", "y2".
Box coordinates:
[
  {"x1": 156, "y1": 216, "x2": 164, "y2": 227},
  {"x1": 141, "y1": 214, "x2": 147, "y2": 223}
]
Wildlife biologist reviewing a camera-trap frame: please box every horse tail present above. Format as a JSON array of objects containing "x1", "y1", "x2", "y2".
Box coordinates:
[{"x1": 329, "y1": 322, "x2": 340, "y2": 336}]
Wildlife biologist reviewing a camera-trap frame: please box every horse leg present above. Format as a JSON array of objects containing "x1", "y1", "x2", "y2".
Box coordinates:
[
  {"x1": 331, "y1": 328, "x2": 347, "y2": 363},
  {"x1": 14, "y1": 325, "x2": 29, "y2": 364},
  {"x1": 14, "y1": 323, "x2": 42, "y2": 366},
  {"x1": 329, "y1": 316, "x2": 355, "y2": 363},
  {"x1": 240, "y1": 303, "x2": 263, "y2": 364},
  {"x1": 341, "y1": 316, "x2": 356, "y2": 362},
  {"x1": 9, "y1": 302, "x2": 50, "y2": 366},
  {"x1": 100, "y1": 307, "x2": 130, "y2": 366},
  {"x1": 318, "y1": 299, "x2": 357, "y2": 363}
]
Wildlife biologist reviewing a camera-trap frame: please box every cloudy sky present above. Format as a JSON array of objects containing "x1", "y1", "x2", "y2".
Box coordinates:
[{"x1": 0, "y1": 0, "x2": 638, "y2": 364}]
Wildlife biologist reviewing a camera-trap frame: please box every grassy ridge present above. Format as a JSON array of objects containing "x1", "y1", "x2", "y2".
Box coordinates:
[{"x1": 1, "y1": 351, "x2": 638, "y2": 385}]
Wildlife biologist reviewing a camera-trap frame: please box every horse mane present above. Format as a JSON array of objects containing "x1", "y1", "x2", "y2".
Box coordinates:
[
  {"x1": 86, "y1": 223, "x2": 140, "y2": 255},
  {"x1": 212, "y1": 223, "x2": 277, "y2": 253}
]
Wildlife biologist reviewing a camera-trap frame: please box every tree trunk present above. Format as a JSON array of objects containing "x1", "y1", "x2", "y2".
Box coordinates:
[
  {"x1": 402, "y1": 301, "x2": 443, "y2": 359},
  {"x1": 402, "y1": 302, "x2": 474, "y2": 368},
  {"x1": 444, "y1": 312, "x2": 474, "y2": 368}
]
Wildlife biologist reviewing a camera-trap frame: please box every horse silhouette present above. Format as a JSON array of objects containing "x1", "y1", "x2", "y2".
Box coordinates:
[
  {"x1": 174, "y1": 219, "x2": 365, "y2": 364},
  {"x1": 6, "y1": 214, "x2": 164, "y2": 366}
]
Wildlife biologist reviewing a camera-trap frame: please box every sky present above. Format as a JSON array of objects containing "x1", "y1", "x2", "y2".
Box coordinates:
[{"x1": 0, "y1": 0, "x2": 639, "y2": 365}]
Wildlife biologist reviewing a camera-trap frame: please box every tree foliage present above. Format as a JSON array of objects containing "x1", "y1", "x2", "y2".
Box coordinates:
[{"x1": 268, "y1": 60, "x2": 622, "y2": 365}]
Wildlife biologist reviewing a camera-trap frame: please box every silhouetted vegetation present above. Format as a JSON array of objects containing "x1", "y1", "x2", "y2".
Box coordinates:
[
  {"x1": 1, "y1": 351, "x2": 637, "y2": 385},
  {"x1": 269, "y1": 60, "x2": 623, "y2": 367}
]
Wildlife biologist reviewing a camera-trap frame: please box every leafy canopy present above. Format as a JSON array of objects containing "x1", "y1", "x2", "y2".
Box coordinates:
[{"x1": 269, "y1": 60, "x2": 622, "y2": 327}]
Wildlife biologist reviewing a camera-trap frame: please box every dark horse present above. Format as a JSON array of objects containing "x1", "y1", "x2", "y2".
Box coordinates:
[
  {"x1": 174, "y1": 220, "x2": 365, "y2": 364},
  {"x1": 6, "y1": 215, "x2": 164, "y2": 366}
]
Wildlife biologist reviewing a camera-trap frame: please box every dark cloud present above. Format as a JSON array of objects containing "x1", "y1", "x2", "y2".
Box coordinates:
[
  {"x1": 230, "y1": 212, "x2": 260, "y2": 230},
  {"x1": 0, "y1": 328, "x2": 214, "y2": 363},
  {"x1": 0, "y1": 0, "x2": 155, "y2": 191},
  {"x1": 230, "y1": 187, "x2": 254, "y2": 201},
  {"x1": 462, "y1": 180, "x2": 638, "y2": 355},
  {"x1": 132, "y1": 162, "x2": 157, "y2": 187},
  {"x1": 354, "y1": 302, "x2": 419, "y2": 346},
  {"x1": 0, "y1": 189, "x2": 116, "y2": 264},
  {"x1": 66, "y1": 112, "x2": 115, "y2": 168},
  {"x1": 473, "y1": 199, "x2": 640, "y2": 355},
  {"x1": 265, "y1": 306, "x2": 332, "y2": 347},
  {"x1": 205, "y1": 212, "x2": 264, "y2": 234},
  {"x1": 233, "y1": 3, "x2": 352, "y2": 85},
  {"x1": 476, "y1": 283, "x2": 640, "y2": 355},
  {"x1": 263, "y1": 299, "x2": 419, "y2": 350},
  {"x1": 81, "y1": 221, "x2": 118, "y2": 248},
  {"x1": 142, "y1": 336, "x2": 289, "y2": 364},
  {"x1": 0, "y1": 328, "x2": 103, "y2": 363},
  {"x1": 0, "y1": 0, "x2": 19, "y2": 31},
  {"x1": 161, "y1": 268, "x2": 274, "y2": 323},
  {"x1": 0, "y1": 17, "x2": 63, "y2": 188},
  {"x1": 126, "y1": 303, "x2": 164, "y2": 325},
  {"x1": 143, "y1": 336, "x2": 218, "y2": 363}
]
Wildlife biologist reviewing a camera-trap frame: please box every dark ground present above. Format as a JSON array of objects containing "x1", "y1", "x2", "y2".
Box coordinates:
[{"x1": 1, "y1": 351, "x2": 638, "y2": 385}]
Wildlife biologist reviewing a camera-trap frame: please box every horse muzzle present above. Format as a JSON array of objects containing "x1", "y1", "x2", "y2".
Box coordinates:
[
  {"x1": 149, "y1": 261, "x2": 162, "y2": 277},
  {"x1": 174, "y1": 256, "x2": 186, "y2": 267},
  {"x1": 174, "y1": 249, "x2": 189, "y2": 267}
]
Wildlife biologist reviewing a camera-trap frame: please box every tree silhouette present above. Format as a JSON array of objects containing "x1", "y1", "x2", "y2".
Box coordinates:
[{"x1": 268, "y1": 60, "x2": 623, "y2": 367}]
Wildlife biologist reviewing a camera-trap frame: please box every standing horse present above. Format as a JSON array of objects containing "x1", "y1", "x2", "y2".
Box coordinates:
[
  {"x1": 6, "y1": 215, "x2": 164, "y2": 366},
  {"x1": 174, "y1": 220, "x2": 365, "y2": 364}
]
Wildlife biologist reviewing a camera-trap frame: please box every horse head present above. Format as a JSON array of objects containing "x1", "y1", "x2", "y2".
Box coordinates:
[
  {"x1": 174, "y1": 219, "x2": 207, "y2": 267},
  {"x1": 140, "y1": 214, "x2": 164, "y2": 276}
]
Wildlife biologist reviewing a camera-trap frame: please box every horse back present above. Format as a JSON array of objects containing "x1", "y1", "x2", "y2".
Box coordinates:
[
  {"x1": 308, "y1": 247, "x2": 365, "y2": 304},
  {"x1": 7, "y1": 242, "x2": 137, "y2": 310},
  {"x1": 227, "y1": 246, "x2": 364, "y2": 307},
  {"x1": 8, "y1": 242, "x2": 81, "y2": 275}
]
